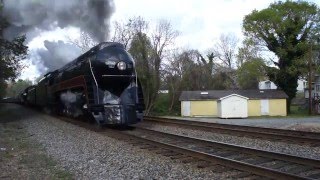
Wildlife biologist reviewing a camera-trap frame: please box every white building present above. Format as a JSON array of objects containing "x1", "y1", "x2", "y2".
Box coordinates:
[
  {"x1": 217, "y1": 94, "x2": 248, "y2": 118},
  {"x1": 259, "y1": 80, "x2": 277, "y2": 90},
  {"x1": 259, "y1": 79, "x2": 307, "y2": 92}
]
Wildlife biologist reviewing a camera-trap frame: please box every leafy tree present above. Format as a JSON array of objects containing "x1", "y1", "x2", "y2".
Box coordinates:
[
  {"x1": 243, "y1": 1, "x2": 320, "y2": 113},
  {"x1": 129, "y1": 32, "x2": 154, "y2": 115},
  {"x1": 163, "y1": 49, "x2": 224, "y2": 112},
  {"x1": 165, "y1": 49, "x2": 236, "y2": 93},
  {"x1": 237, "y1": 59, "x2": 266, "y2": 89},
  {"x1": 6, "y1": 79, "x2": 32, "y2": 97},
  {"x1": 126, "y1": 17, "x2": 178, "y2": 115},
  {"x1": 163, "y1": 48, "x2": 238, "y2": 113},
  {"x1": 237, "y1": 38, "x2": 267, "y2": 89},
  {"x1": 0, "y1": 3, "x2": 28, "y2": 98},
  {"x1": 237, "y1": 38, "x2": 262, "y2": 66},
  {"x1": 163, "y1": 49, "x2": 196, "y2": 112}
]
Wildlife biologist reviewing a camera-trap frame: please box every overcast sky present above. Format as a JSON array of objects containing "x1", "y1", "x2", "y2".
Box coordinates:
[
  {"x1": 111, "y1": 0, "x2": 272, "y2": 50},
  {"x1": 21, "y1": 0, "x2": 320, "y2": 81}
]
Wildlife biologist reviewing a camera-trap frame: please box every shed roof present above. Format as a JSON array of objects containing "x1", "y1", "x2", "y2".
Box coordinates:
[
  {"x1": 179, "y1": 90, "x2": 288, "y2": 101},
  {"x1": 218, "y1": 94, "x2": 249, "y2": 101}
]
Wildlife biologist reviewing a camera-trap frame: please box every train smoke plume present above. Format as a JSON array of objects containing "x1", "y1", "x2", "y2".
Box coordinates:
[
  {"x1": 33, "y1": 40, "x2": 82, "y2": 73},
  {"x1": 2, "y1": 0, "x2": 114, "y2": 41},
  {"x1": 2, "y1": 0, "x2": 114, "y2": 74}
]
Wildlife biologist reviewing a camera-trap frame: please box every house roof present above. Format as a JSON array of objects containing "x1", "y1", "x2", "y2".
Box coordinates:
[{"x1": 179, "y1": 90, "x2": 288, "y2": 101}]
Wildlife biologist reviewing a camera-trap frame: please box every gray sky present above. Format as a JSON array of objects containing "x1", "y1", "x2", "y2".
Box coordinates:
[{"x1": 20, "y1": 0, "x2": 320, "y2": 81}]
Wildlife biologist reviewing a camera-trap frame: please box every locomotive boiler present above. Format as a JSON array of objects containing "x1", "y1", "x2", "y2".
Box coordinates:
[{"x1": 24, "y1": 42, "x2": 145, "y2": 126}]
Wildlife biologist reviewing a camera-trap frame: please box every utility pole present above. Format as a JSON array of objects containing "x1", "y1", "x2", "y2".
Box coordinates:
[{"x1": 308, "y1": 44, "x2": 313, "y2": 115}]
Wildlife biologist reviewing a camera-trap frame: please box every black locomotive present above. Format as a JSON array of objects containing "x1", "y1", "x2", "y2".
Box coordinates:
[{"x1": 22, "y1": 42, "x2": 145, "y2": 125}]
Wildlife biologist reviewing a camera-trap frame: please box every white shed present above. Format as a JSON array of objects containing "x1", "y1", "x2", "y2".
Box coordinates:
[{"x1": 217, "y1": 94, "x2": 248, "y2": 118}]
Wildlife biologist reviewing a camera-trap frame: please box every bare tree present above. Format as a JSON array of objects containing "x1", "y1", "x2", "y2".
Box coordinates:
[
  {"x1": 208, "y1": 33, "x2": 240, "y2": 89},
  {"x1": 111, "y1": 16, "x2": 149, "y2": 50},
  {"x1": 214, "y1": 33, "x2": 238, "y2": 69},
  {"x1": 111, "y1": 21, "x2": 132, "y2": 49},
  {"x1": 163, "y1": 49, "x2": 198, "y2": 112},
  {"x1": 66, "y1": 31, "x2": 98, "y2": 52},
  {"x1": 144, "y1": 20, "x2": 179, "y2": 114}
]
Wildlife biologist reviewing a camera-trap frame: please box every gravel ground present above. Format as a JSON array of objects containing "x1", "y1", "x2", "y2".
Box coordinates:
[
  {"x1": 9, "y1": 103, "x2": 320, "y2": 179},
  {"x1": 135, "y1": 121, "x2": 320, "y2": 161},
  {"x1": 0, "y1": 104, "x2": 72, "y2": 179},
  {"x1": 17, "y1": 105, "x2": 237, "y2": 179}
]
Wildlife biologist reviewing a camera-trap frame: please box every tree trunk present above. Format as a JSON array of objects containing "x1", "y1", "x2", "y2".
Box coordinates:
[
  {"x1": 168, "y1": 92, "x2": 175, "y2": 112},
  {"x1": 287, "y1": 97, "x2": 291, "y2": 114}
]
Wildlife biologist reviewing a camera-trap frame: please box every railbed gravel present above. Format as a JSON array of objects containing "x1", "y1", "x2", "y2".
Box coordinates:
[
  {"x1": 21, "y1": 111, "x2": 239, "y2": 179},
  {"x1": 135, "y1": 121, "x2": 320, "y2": 161}
]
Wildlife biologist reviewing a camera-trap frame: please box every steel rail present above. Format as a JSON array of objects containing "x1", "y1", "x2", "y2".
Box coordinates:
[
  {"x1": 54, "y1": 115, "x2": 319, "y2": 179},
  {"x1": 144, "y1": 116, "x2": 320, "y2": 145},
  {"x1": 134, "y1": 126, "x2": 320, "y2": 168},
  {"x1": 120, "y1": 127, "x2": 312, "y2": 180}
]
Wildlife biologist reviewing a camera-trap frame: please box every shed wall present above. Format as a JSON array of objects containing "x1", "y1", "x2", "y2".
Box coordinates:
[
  {"x1": 180, "y1": 98, "x2": 287, "y2": 117},
  {"x1": 248, "y1": 100, "x2": 261, "y2": 116},
  {"x1": 269, "y1": 99, "x2": 287, "y2": 116},
  {"x1": 190, "y1": 100, "x2": 217, "y2": 116}
]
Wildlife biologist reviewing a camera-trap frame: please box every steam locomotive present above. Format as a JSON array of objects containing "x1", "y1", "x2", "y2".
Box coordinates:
[{"x1": 21, "y1": 42, "x2": 145, "y2": 126}]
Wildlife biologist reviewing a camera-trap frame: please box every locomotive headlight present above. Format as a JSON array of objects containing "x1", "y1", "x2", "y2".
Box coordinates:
[{"x1": 117, "y1": 61, "x2": 126, "y2": 70}]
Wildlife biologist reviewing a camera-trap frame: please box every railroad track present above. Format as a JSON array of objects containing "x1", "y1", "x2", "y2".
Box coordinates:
[
  {"x1": 144, "y1": 116, "x2": 320, "y2": 146},
  {"x1": 55, "y1": 116, "x2": 320, "y2": 179},
  {"x1": 121, "y1": 126, "x2": 320, "y2": 180}
]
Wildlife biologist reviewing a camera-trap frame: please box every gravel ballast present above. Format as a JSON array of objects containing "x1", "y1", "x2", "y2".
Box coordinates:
[
  {"x1": 11, "y1": 103, "x2": 320, "y2": 179},
  {"x1": 136, "y1": 121, "x2": 320, "y2": 161},
  {"x1": 163, "y1": 116, "x2": 320, "y2": 130},
  {"x1": 18, "y1": 105, "x2": 233, "y2": 179}
]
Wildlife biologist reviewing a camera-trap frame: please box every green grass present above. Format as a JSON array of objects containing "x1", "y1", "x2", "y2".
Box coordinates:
[
  {"x1": 288, "y1": 105, "x2": 311, "y2": 117},
  {"x1": 20, "y1": 153, "x2": 73, "y2": 179},
  {"x1": 288, "y1": 92, "x2": 316, "y2": 117}
]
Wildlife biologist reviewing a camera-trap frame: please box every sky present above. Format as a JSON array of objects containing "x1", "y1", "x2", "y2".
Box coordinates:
[
  {"x1": 111, "y1": 0, "x2": 272, "y2": 50},
  {"x1": 20, "y1": 0, "x2": 320, "y2": 81}
]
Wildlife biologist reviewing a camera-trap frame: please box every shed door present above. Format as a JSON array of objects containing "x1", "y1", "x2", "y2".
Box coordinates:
[
  {"x1": 224, "y1": 97, "x2": 247, "y2": 118},
  {"x1": 182, "y1": 101, "x2": 191, "y2": 116},
  {"x1": 261, "y1": 99, "x2": 269, "y2": 115},
  {"x1": 231, "y1": 98, "x2": 244, "y2": 117}
]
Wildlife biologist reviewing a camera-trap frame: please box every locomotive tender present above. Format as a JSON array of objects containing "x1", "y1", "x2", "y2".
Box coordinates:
[{"x1": 23, "y1": 42, "x2": 145, "y2": 125}]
